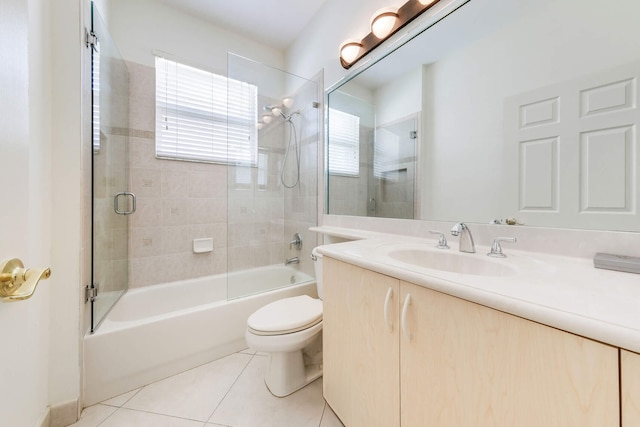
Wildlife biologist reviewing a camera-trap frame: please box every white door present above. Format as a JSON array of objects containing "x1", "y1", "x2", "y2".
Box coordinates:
[
  {"x1": 0, "y1": 0, "x2": 51, "y2": 425},
  {"x1": 504, "y1": 62, "x2": 640, "y2": 231}
]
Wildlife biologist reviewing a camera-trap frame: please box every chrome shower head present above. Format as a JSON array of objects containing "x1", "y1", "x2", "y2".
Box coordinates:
[{"x1": 264, "y1": 105, "x2": 287, "y2": 120}]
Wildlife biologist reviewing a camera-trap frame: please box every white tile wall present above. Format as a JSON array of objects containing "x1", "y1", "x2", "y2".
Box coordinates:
[{"x1": 126, "y1": 61, "x2": 319, "y2": 288}]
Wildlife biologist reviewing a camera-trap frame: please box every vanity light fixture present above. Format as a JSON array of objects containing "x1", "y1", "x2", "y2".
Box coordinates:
[
  {"x1": 339, "y1": 40, "x2": 363, "y2": 66},
  {"x1": 371, "y1": 8, "x2": 399, "y2": 39},
  {"x1": 339, "y1": 0, "x2": 441, "y2": 69}
]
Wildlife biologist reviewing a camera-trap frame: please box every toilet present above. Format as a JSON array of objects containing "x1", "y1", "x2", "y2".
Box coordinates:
[{"x1": 245, "y1": 248, "x2": 324, "y2": 397}]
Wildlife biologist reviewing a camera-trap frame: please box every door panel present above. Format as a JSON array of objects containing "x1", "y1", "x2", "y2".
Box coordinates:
[
  {"x1": 90, "y1": 2, "x2": 130, "y2": 331},
  {"x1": 0, "y1": 0, "x2": 50, "y2": 425}
]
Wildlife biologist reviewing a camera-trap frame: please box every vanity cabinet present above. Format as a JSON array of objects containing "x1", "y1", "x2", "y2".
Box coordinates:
[
  {"x1": 401, "y1": 283, "x2": 618, "y2": 426},
  {"x1": 323, "y1": 258, "x2": 400, "y2": 427},
  {"x1": 622, "y1": 350, "x2": 640, "y2": 425},
  {"x1": 323, "y1": 257, "x2": 620, "y2": 426}
]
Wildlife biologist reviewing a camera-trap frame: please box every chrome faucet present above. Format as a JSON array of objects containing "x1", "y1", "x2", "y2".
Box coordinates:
[
  {"x1": 285, "y1": 257, "x2": 300, "y2": 265},
  {"x1": 450, "y1": 222, "x2": 475, "y2": 253}
]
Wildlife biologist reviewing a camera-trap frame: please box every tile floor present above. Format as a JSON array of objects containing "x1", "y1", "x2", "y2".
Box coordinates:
[{"x1": 70, "y1": 350, "x2": 344, "y2": 427}]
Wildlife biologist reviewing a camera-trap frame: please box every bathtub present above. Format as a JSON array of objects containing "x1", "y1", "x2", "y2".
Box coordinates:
[{"x1": 84, "y1": 265, "x2": 316, "y2": 406}]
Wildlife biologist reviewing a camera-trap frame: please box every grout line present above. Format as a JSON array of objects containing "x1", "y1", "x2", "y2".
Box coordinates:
[
  {"x1": 95, "y1": 404, "x2": 118, "y2": 427},
  {"x1": 98, "y1": 406, "x2": 212, "y2": 425},
  {"x1": 205, "y1": 352, "x2": 256, "y2": 424},
  {"x1": 318, "y1": 402, "x2": 327, "y2": 427},
  {"x1": 100, "y1": 387, "x2": 143, "y2": 409}
]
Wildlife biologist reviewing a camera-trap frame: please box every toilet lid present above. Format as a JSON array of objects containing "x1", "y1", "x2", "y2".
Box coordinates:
[{"x1": 248, "y1": 295, "x2": 322, "y2": 335}]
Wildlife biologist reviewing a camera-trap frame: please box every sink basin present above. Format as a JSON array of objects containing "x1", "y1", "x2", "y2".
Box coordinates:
[{"x1": 380, "y1": 245, "x2": 517, "y2": 277}]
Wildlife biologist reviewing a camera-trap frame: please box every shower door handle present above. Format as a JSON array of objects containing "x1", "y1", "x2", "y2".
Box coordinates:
[{"x1": 114, "y1": 192, "x2": 136, "y2": 215}]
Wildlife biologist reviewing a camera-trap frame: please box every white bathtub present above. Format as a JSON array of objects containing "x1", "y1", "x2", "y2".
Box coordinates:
[{"x1": 84, "y1": 265, "x2": 316, "y2": 406}]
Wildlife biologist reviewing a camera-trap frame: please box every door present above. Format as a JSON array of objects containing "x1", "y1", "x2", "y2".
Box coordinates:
[
  {"x1": 400, "y1": 283, "x2": 619, "y2": 426},
  {"x1": 90, "y1": 2, "x2": 131, "y2": 331},
  {"x1": 622, "y1": 350, "x2": 640, "y2": 425},
  {"x1": 323, "y1": 258, "x2": 400, "y2": 427},
  {"x1": 0, "y1": 0, "x2": 51, "y2": 425}
]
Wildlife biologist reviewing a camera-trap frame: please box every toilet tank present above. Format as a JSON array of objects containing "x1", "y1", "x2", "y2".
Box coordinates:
[{"x1": 312, "y1": 247, "x2": 323, "y2": 300}]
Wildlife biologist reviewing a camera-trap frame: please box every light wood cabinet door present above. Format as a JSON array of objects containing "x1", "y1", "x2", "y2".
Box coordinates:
[
  {"x1": 400, "y1": 282, "x2": 619, "y2": 427},
  {"x1": 323, "y1": 258, "x2": 400, "y2": 427},
  {"x1": 622, "y1": 349, "x2": 640, "y2": 425}
]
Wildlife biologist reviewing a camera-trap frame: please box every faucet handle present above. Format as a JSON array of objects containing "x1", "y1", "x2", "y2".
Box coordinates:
[
  {"x1": 289, "y1": 233, "x2": 302, "y2": 250},
  {"x1": 428, "y1": 230, "x2": 450, "y2": 249},
  {"x1": 487, "y1": 237, "x2": 517, "y2": 258}
]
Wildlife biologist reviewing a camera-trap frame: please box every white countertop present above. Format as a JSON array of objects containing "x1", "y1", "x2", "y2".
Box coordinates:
[{"x1": 315, "y1": 233, "x2": 640, "y2": 353}]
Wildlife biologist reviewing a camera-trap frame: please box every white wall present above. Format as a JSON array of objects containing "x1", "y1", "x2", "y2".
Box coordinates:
[
  {"x1": 286, "y1": 0, "x2": 398, "y2": 89},
  {"x1": 49, "y1": 0, "x2": 84, "y2": 415},
  {"x1": 107, "y1": 0, "x2": 284, "y2": 73}
]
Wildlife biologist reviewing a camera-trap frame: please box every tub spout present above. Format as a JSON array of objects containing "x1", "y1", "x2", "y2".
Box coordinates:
[{"x1": 285, "y1": 257, "x2": 300, "y2": 265}]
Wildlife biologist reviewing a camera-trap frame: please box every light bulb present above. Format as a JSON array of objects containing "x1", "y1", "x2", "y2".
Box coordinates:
[
  {"x1": 418, "y1": 0, "x2": 436, "y2": 5},
  {"x1": 282, "y1": 97, "x2": 294, "y2": 108},
  {"x1": 271, "y1": 107, "x2": 282, "y2": 116},
  {"x1": 339, "y1": 40, "x2": 363, "y2": 65},
  {"x1": 262, "y1": 115, "x2": 272, "y2": 124},
  {"x1": 256, "y1": 122, "x2": 264, "y2": 130},
  {"x1": 371, "y1": 8, "x2": 399, "y2": 39}
]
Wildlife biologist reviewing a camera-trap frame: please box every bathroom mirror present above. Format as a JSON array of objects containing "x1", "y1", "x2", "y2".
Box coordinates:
[{"x1": 326, "y1": 0, "x2": 640, "y2": 232}]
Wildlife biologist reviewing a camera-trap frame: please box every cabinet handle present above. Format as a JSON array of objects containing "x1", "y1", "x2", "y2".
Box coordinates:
[
  {"x1": 383, "y1": 287, "x2": 393, "y2": 330},
  {"x1": 401, "y1": 293, "x2": 412, "y2": 340}
]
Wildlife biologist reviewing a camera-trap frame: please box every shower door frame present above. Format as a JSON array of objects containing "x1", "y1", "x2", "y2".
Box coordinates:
[{"x1": 89, "y1": 1, "x2": 131, "y2": 333}]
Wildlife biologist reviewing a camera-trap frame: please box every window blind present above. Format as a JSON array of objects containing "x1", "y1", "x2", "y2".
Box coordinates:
[
  {"x1": 373, "y1": 128, "x2": 399, "y2": 179},
  {"x1": 155, "y1": 56, "x2": 258, "y2": 165},
  {"x1": 91, "y1": 46, "x2": 100, "y2": 153},
  {"x1": 328, "y1": 108, "x2": 360, "y2": 176}
]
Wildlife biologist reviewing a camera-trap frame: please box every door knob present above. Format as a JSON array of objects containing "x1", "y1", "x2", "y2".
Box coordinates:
[{"x1": 0, "y1": 258, "x2": 51, "y2": 302}]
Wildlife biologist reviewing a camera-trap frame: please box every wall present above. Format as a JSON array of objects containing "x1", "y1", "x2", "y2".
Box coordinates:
[
  {"x1": 50, "y1": 0, "x2": 84, "y2": 421},
  {"x1": 120, "y1": 61, "x2": 229, "y2": 288},
  {"x1": 108, "y1": 0, "x2": 284, "y2": 72},
  {"x1": 285, "y1": 0, "x2": 404, "y2": 91}
]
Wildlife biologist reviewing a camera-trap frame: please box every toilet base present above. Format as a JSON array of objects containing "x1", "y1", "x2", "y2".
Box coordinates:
[{"x1": 264, "y1": 335, "x2": 323, "y2": 397}]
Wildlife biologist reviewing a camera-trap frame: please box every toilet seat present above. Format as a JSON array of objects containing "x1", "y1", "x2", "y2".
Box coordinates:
[{"x1": 247, "y1": 295, "x2": 322, "y2": 336}]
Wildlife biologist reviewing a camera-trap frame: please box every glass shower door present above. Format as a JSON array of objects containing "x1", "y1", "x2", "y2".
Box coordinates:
[
  {"x1": 90, "y1": 2, "x2": 131, "y2": 332},
  {"x1": 226, "y1": 53, "x2": 319, "y2": 300}
]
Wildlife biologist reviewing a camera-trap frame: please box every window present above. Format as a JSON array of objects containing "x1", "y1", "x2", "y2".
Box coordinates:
[
  {"x1": 155, "y1": 56, "x2": 258, "y2": 165},
  {"x1": 328, "y1": 108, "x2": 360, "y2": 176}
]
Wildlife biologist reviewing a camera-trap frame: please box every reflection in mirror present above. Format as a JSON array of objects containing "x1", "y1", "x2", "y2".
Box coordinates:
[
  {"x1": 326, "y1": 0, "x2": 640, "y2": 232},
  {"x1": 328, "y1": 66, "x2": 421, "y2": 219}
]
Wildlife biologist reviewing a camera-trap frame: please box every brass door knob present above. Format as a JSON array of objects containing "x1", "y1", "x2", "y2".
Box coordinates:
[{"x1": 0, "y1": 258, "x2": 51, "y2": 302}]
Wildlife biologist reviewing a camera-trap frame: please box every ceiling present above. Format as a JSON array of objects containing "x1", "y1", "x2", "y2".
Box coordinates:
[{"x1": 156, "y1": 0, "x2": 328, "y2": 50}]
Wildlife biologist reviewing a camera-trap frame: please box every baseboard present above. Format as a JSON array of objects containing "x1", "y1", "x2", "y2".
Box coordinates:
[
  {"x1": 35, "y1": 407, "x2": 50, "y2": 427},
  {"x1": 50, "y1": 399, "x2": 78, "y2": 427}
]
